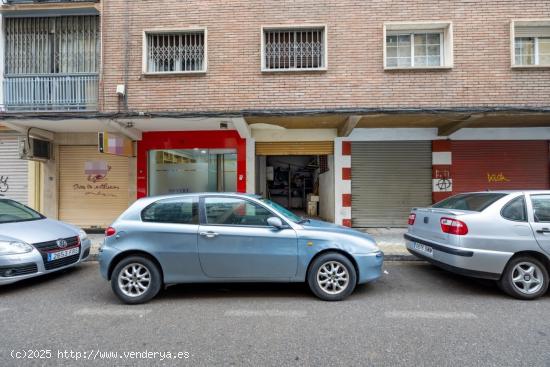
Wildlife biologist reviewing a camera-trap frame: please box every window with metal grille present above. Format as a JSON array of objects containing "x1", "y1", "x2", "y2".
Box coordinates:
[
  {"x1": 145, "y1": 31, "x2": 206, "y2": 73},
  {"x1": 263, "y1": 27, "x2": 326, "y2": 71},
  {"x1": 3, "y1": 16, "x2": 99, "y2": 111},
  {"x1": 5, "y1": 16, "x2": 99, "y2": 75}
]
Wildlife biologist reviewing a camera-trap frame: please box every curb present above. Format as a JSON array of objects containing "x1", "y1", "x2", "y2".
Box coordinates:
[{"x1": 84, "y1": 253, "x2": 421, "y2": 262}]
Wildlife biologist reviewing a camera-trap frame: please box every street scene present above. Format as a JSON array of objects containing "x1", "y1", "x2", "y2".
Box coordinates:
[{"x1": 1, "y1": 0, "x2": 550, "y2": 365}]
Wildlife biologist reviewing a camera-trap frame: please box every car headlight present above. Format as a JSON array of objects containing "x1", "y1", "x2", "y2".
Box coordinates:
[
  {"x1": 78, "y1": 229, "x2": 88, "y2": 242},
  {"x1": 0, "y1": 241, "x2": 33, "y2": 255}
]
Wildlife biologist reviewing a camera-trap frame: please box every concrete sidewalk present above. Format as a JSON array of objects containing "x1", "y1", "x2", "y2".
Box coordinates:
[{"x1": 86, "y1": 229, "x2": 416, "y2": 261}]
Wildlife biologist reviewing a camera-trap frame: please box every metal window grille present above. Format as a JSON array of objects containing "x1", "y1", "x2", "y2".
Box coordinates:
[
  {"x1": 146, "y1": 32, "x2": 205, "y2": 73},
  {"x1": 3, "y1": 16, "x2": 99, "y2": 111},
  {"x1": 264, "y1": 28, "x2": 325, "y2": 70}
]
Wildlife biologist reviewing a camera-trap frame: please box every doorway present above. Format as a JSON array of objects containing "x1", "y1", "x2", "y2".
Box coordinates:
[{"x1": 256, "y1": 155, "x2": 334, "y2": 221}]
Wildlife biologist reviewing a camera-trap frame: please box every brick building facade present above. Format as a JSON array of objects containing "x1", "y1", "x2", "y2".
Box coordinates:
[{"x1": 0, "y1": 0, "x2": 549, "y2": 229}]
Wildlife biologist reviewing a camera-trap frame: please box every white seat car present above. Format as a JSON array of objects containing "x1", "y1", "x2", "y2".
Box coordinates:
[{"x1": 405, "y1": 191, "x2": 550, "y2": 300}]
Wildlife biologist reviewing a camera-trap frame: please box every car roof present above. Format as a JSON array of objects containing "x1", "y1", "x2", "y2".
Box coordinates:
[
  {"x1": 140, "y1": 192, "x2": 262, "y2": 200},
  {"x1": 458, "y1": 190, "x2": 550, "y2": 195}
]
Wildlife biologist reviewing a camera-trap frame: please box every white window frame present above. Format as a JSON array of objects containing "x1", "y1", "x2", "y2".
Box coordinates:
[
  {"x1": 261, "y1": 24, "x2": 328, "y2": 72},
  {"x1": 383, "y1": 21, "x2": 453, "y2": 70},
  {"x1": 142, "y1": 27, "x2": 208, "y2": 75},
  {"x1": 511, "y1": 19, "x2": 550, "y2": 68}
]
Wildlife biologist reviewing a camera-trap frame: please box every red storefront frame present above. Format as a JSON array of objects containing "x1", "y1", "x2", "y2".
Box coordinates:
[{"x1": 137, "y1": 130, "x2": 246, "y2": 198}]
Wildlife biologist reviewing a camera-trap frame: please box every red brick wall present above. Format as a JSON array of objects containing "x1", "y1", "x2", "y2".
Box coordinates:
[{"x1": 100, "y1": 0, "x2": 550, "y2": 113}]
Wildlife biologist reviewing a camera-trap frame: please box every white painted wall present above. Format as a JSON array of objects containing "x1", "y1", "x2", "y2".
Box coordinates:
[
  {"x1": 319, "y1": 155, "x2": 335, "y2": 222},
  {"x1": 246, "y1": 138, "x2": 255, "y2": 193},
  {"x1": 256, "y1": 156, "x2": 267, "y2": 196}
]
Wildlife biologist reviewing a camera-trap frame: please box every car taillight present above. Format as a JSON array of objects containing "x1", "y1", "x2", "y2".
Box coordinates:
[
  {"x1": 408, "y1": 213, "x2": 416, "y2": 225},
  {"x1": 440, "y1": 217, "x2": 468, "y2": 235},
  {"x1": 105, "y1": 227, "x2": 116, "y2": 237}
]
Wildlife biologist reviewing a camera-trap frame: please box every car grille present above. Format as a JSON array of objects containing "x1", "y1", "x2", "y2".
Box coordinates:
[
  {"x1": 33, "y1": 236, "x2": 81, "y2": 270},
  {"x1": 0, "y1": 263, "x2": 38, "y2": 277}
]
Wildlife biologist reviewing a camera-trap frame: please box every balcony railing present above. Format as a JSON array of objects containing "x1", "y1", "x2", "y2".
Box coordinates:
[{"x1": 3, "y1": 74, "x2": 99, "y2": 112}]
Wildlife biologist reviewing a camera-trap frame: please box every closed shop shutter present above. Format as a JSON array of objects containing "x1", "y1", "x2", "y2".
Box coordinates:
[
  {"x1": 59, "y1": 145, "x2": 130, "y2": 228},
  {"x1": 0, "y1": 134, "x2": 28, "y2": 204},
  {"x1": 452, "y1": 141, "x2": 549, "y2": 193},
  {"x1": 256, "y1": 141, "x2": 333, "y2": 156},
  {"x1": 351, "y1": 141, "x2": 432, "y2": 227}
]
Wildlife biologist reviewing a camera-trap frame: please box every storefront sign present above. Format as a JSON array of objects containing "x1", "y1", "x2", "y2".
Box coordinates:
[
  {"x1": 98, "y1": 132, "x2": 134, "y2": 157},
  {"x1": 71, "y1": 161, "x2": 120, "y2": 197}
]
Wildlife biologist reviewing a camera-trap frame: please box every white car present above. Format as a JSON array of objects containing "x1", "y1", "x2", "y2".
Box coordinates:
[
  {"x1": 0, "y1": 197, "x2": 91, "y2": 285},
  {"x1": 406, "y1": 191, "x2": 550, "y2": 300}
]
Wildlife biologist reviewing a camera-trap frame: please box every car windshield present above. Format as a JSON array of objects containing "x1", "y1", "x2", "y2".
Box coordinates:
[
  {"x1": 432, "y1": 193, "x2": 508, "y2": 212},
  {"x1": 0, "y1": 199, "x2": 44, "y2": 224},
  {"x1": 258, "y1": 198, "x2": 303, "y2": 223}
]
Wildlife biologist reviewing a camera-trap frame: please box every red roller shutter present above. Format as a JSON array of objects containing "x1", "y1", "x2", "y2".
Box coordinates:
[{"x1": 452, "y1": 141, "x2": 549, "y2": 193}]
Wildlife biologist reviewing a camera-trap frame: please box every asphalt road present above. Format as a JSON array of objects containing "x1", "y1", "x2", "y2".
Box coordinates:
[{"x1": 1, "y1": 261, "x2": 549, "y2": 367}]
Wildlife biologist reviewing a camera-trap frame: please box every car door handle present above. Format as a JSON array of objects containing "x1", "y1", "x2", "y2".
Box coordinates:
[
  {"x1": 200, "y1": 231, "x2": 219, "y2": 238},
  {"x1": 536, "y1": 228, "x2": 550, "y2": 234}
]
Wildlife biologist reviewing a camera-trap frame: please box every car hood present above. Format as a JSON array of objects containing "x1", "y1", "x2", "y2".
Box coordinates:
[
  {"x1": 300, "y1": 219, "x2": 379, "y2": 251},
  {"x1": 0, "y1": 218, "x2": 79, "y2": 244}
]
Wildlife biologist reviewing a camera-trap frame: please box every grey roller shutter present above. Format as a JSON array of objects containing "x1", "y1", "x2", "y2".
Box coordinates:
[
  {"x1": 0, "y1": 134, "x2": 28, "y2": 204},
  {"x1": 351, "y1": 141, "x2": 432, "y2": 227}
]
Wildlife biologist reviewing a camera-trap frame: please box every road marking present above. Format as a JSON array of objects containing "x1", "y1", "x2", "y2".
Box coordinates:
[
  {"x1": 0, "y1": 307, "x2": 9, "y2": 313},
  {"x1": 74, "y1": 308, "x2": 152, "y2": 317},
  {"x1": 225, "y1": 309, "x2": 307, "y2": 317},
  {"x1": 384, "y1": 311, "x2": 478, "y2": 320}
]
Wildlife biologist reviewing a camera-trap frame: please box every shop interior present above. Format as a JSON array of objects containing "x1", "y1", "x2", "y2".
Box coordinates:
[{"x1": 256, "y1": 155, "x2": 334, "y2": 221}]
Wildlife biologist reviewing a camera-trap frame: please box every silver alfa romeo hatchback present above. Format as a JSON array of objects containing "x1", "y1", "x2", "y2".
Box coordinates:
[{"x1": 406, "y1": 191, "x2": 550, "y2": 300}]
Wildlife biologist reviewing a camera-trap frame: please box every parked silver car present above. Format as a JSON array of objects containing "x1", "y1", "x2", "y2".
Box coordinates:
[
  {"x1": 0, "y1": 197, "x2": 91, "y2": 285},
  {"x1": 405, "y1": 191, "x2": 550, "y2": 300}
]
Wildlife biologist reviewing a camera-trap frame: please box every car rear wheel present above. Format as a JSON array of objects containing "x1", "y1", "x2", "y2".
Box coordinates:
[
  {"x1": 307, "y1": 252, "x2": 357, "y2": 301},
  {"x1": 111, "y1": 256, "x2": 162, "y2": 304},
  {"x1": 499, "y1": 256, "x2": 548, "y2": 300}
]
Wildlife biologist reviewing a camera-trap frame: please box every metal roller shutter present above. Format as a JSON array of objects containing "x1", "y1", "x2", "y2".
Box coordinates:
[
  {"x1": 0, "y1": 134, "x2": 28, "y2": 204},
  {"x1": 351, "y1": 141, "x2": 432, "y2": 227},
  {"x1": 452, "y1": 141, "x2": 549, "y2": 193},
  {"x1": 59, "y1": 145, "x2": 130, "y2": 228},
  {"x1": 256, "y1": 141, "x2": 333, "y2": 155}
]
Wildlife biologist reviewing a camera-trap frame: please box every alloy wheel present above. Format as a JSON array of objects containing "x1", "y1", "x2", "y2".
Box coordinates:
[
  {"x1": 317, "y1": 261, "x2": 349, "y2": 295},
  {"x1": 117, "y1": 263, "x2": 151, "y2": 297},
  {"x1": 511, "y1": 261, "x2": 544, "y2": 295}
]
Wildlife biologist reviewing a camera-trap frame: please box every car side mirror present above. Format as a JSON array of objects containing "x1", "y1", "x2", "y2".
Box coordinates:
[{"x1": 267, "y1": 216, "x2": 284, "y2": 229}]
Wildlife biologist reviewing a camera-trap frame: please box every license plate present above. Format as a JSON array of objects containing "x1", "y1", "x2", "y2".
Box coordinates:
[
  {"x1": 47, "y1": 247, "x2": 80, "y2": 261},
  {"x1": 413, "y1": 242, "x2": 433, "y2": 256}
]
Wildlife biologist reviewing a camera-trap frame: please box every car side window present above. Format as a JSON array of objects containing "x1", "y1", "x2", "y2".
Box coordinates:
[
  {"x1": 531, "y1": 195, "x2": 550, "y2": 223},
  {"x1": 141, "y1": 197, "x2": 198, "y2": 224},
  {"x1": 501, "y1": 196, "x2": 527, "y2": 222},
  {"x1": 204, "y1": 197, "x2": 273, "y2": 226}
]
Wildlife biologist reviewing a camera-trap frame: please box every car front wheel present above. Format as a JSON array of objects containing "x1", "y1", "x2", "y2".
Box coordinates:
[
  {"x1": 499, "y1": 256, "x2": 549, "y2": 300},
  {"x1": 307, "y1": 252, "x2": 357, "y2": 301},
  {"x1": 111, "y1": 256, "x2": 162, "y2": 304}
]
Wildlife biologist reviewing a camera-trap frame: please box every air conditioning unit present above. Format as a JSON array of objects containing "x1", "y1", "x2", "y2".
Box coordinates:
[{"x1": 19, "y1": 137, "x2": 51, "y2": 161}]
